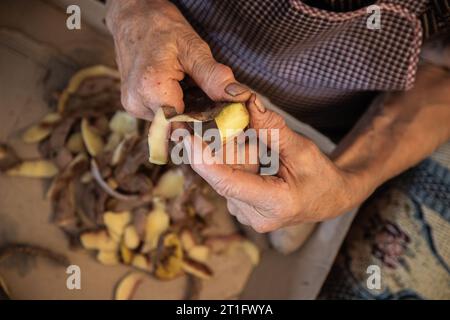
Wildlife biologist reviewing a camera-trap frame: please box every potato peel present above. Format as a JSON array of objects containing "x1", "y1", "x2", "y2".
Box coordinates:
[
  {"x1": 81, "y1": 118, "x2": 104, "y2": 157},
  {"x1": 114, "y1": 272, "x2": 144, "y2": 300},
  {"x1": 22, "y1": 112, "x2": 62, "y2": 143},
  {"x1": 182, "y1": 257, "x2": 213, "y2": 280},
  {"x1": 120, "y1": 243, "x2": 133, "y2": 265},
  {"x1": 154, "y1": 233, "x2": 184, "y2": 280},
  {"x1": 123, "y1": 225, "x2": 140, "y2": 250},
  {"x1": 57, "y1": 65, "x2": 120, "y2": 113},
  {"x1": 147, "y1": 108, "x2": 170, "y2": 165},
  {"x1": 90, "y1": 159, "x2": 138, "y2": 201},
  {"x1": 6, "y1": 160, "x2": 58, "y2": 178},
  {"x1": 0, "y1": 144, "x2": 20, "y2": 171},
  {"x1": 214, "y1": 102, "x2": 249, "y2": 143}
]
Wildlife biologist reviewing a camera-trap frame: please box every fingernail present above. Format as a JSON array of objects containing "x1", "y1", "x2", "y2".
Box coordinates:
[
  {"x1": 161, "y1": 105, "x2": 178, "y2": 117},
  {"x1": 254, "y1": 96, "x2": 266, "y2": 113},
  {"x1": 225, "y1": 83, "x2": 248, "y2": 97}
]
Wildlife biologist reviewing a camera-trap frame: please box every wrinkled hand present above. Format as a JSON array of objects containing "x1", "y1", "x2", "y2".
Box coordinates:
[
  {"x1": 106, "y1": 0, "x2": 250, "y2": 120},
  {"x1": 184, "y1": 95, "x2": 366, "y2": 233}
]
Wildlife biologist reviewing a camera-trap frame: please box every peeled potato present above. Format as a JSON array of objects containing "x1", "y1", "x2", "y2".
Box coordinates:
[
  {"x1": 182, "y1": 257, "x2": 213, "y2": 280},
  {"x1": 80, "y1": 229, "x2": 118, "y2": 251},
  {"x1": 124, "y1": 225, "x2": 140, "y2": 250},
  {"x1": 103, "y1": 211, "x2": 131, "y2": 242},
  {"x1": 97, "y1": 250, "x2": 120, "y2": 266},
  {"x1": 120, "y1": 243, "x2": 134, "y2": 265},
  {"x1": 6, "y1": 160, "x2": 58, "y2": 178},
  {"x1": 214, "y1": 103, "x2": 249, "y2": 143},
  {"x1": 143, "y1": 201, "x2": 170, "y2": 251}
]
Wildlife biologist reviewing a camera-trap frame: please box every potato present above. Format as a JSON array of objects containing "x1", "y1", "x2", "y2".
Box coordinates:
[
  {"x1": 80, "y1": 229, "x2": 118, "y2": 251},
  {"x1": 103, "y1": 211, "x2": 131, "y2": 241},
  {"x1": 153, "y1": 169, "x2": 184, "y2": 199},
  {"x1": 214, "y1": 102, "x2": 249, "y2": 143},
  {"x1": 97, "y1": 250, "x2": 120, "y2": 266}
]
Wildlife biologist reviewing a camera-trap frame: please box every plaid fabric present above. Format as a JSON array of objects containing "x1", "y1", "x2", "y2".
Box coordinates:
[
  {"x1": 421, "y1": 0, "x2": 450, "y2": 39},
  {"x1": 171, "y1": 0, "x2": 432, "y2": 136},
  {"x1": 301, "y1": 0, "x2": 450, "y2": 38}
]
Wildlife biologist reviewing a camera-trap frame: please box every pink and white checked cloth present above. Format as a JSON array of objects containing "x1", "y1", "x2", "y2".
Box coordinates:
[{"x1": 172, "y1": 0, "x2": 431, "y2": 137}]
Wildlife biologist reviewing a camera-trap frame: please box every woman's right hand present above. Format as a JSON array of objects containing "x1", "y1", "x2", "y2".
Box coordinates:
[{"x1": 106, "y1": 0, "x2": 251, "y2": 120}]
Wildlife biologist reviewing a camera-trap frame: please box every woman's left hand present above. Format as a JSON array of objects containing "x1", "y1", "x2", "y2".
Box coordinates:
[{"x1": 184, "y1": 95, "x2": 371, "y2": 233}]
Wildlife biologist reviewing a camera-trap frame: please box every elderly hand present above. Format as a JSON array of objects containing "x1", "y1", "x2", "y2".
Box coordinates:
[
  {"x1": 184, "y1": 95, "x2": 371, "y2": 233},
  {"x1": 106, "y1": 0, "x2": 250, "y2": 120}
]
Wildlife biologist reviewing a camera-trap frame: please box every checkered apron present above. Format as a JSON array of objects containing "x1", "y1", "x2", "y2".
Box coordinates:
[{"x1": 172, "y1": 0, "x2": 429, "y2": 137}]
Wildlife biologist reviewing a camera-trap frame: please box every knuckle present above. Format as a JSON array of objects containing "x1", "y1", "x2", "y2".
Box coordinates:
[
  {"x1": 214, "y1": 177, "x2": 234, "y2": 198},
  {"x1": 216, "y1": 64, "x2": 233, "y2": 79},
  {"x1": 182, "y1": 32, "x2": 210, "y2": 57},
  {"x1": 301, "y1": 138, "x2": 321, "y2": 156},
  {"x1": 253, "y1": 223, "x2": 270, "y2": 234},
  {"x1": 120, "y1": 86, "x2": 146, "y2": 117},
  {"x1": 226, "y1": 201, "x2": 238, "y2": 216},
  {"x1": 255, "y1": 111, "x2": 286, "y2": 130}
]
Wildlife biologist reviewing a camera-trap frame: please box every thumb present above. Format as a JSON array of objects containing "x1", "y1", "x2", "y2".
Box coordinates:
[
  {"x1": 178, "y1": 33, "x2": 251, "y2": 102},
  {"x1": 183, "y1": 133, "x2": 280, "y2": 203}
]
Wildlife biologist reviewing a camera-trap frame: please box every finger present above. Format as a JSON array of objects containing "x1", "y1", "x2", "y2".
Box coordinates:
[
  {"x1": 122, "y1": 54, "x2": 186, "y2": 119},
  {"x1": 225, "y1": 136, "x2": 259, "y2": 174},
  {"x1": 226, "y1": 199, "x2": 251, "y2": 225},
  {"x1": 135, "y1": 58, "x2": 186, "y2": 113},
  {"x1": 178, "y1": 33, "x2": 251, "y2": 102},
  {"x1": 247, "y1": 94, "x2": 303, "y2": 157},
  {"x1": 120, "y1": 88, "x2": 155, "y2": 121},
  {"x1": 228, "y1": 198, "x2": 275, "y2": 233},
  {"x1": 184, "y1": 133, "x2": 285, "y2": 203}
]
